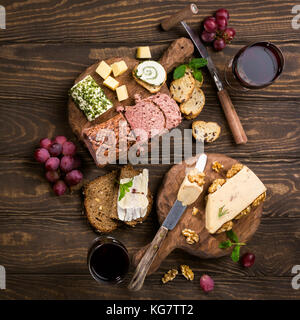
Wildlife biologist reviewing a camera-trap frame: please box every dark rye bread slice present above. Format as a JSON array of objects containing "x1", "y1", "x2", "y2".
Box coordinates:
[
  {"x1": 83, "y1": 170, "x2": 120, "y2": 233},
  {"x1": 110, "y1": 165, "x2": 153, "y2": 227}
]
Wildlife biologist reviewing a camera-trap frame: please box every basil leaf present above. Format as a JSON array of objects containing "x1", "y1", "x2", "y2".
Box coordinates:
[
  {"x1": 173, "y1": 64, "x2": 187, "y2": 80},
  {"x1": 219, "y1": 240, "x2": 232, "y2": 249},
  {"x1": 193, "y1": 70, "x2": 203, "y2": 83},
  {"x1": 226, "y1": 230, "x2": 239, "y2": 243},
  {"x1": 189, "y1": 58, "x2": 208, "y2": 69},
  {"x1": 231, "y1": 245, "x2": 241, "y2": 262}
]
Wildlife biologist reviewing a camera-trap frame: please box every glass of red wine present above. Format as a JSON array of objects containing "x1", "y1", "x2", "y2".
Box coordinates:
[
  {"x1": 87, "y1": 236, "x2": 130, "y2": 284},
  {"x1": 225, "y1": 42, "x2": 284, "y2": 91}
]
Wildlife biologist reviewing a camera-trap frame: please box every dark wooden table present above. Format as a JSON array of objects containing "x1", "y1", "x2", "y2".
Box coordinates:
[{"x1": 0, "y1": 0, "x2": 299, "y2": 300}]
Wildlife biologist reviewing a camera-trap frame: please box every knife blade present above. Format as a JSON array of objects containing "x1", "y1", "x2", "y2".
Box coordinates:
[{"x1": 162, "y1": 153, "x2": 207, "y2": 230}]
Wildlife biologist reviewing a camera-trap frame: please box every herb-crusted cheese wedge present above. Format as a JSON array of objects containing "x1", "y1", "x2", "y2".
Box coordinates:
[{"x1": 70, "y1": 75, "x2": 113, "y2": 122}]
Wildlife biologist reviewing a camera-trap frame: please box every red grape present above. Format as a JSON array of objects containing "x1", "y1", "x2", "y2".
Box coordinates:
[
  {"x1": 204, "y1": 16, "x2": 217, "y2": 33},
  {"x1": 200, "y1": 274, "x2": 214, "y2": 292},
  {"x1": 34, "y1": 148, "x2": 50, "y2": 163},
  {"x1": 241, "y1": 252, "x2": 255, "y2": 268},
  {"x1": 201, "y1": 30, "x2": 216, "y2": 43},
  {"x1": 49, "y1": 143, "x2": 62, "y2": 157},
  {"x1": 39, "y1": 138, "x2": 52, "y2": 150},
  {"x1": 215, "y1": 8, "x2": 229, "y2": 20},
  {"x1": 216, "y1": 16, "x2": 228, "y2": 31},
  {"x1": 65, "y1": 169, "x2": 83, "y2": 186},
  {"x1": 45, "y1": 170, "x2": 60, "y2": 183},
  {"x1": 53, "y1": 180, "x2": 67, "y2": 196},
  {"x1": 62, "y1": 141, "x2": 76, "y2": 156},
  {"x1": 223, "y1": 28, "x2": 236, "y2": 41},
  {"x1": 45, "y1": 157, "x2": 60, "y2": 171},
  {"x1": 213, "y1": 38, "x2": 226, "y2": 51},
  {"x1": 60, "y1": 155, "x2": 74, "y2": 172},
  {"x1": 72, "y1": 155, "x2": 82, "y2": 169},
  {"x1": 53, "y1": 135, "x2": 67, "y2": 145}
]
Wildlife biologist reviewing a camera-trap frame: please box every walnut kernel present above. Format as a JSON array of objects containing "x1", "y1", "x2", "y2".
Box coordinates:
[
  {"x1": 188, "y1": 172, "x2": 205, "y2": 187},
  {"x1": 182, "y1": 228, "x2": 199, "y2": 244},
  {"x1": 180, "y1": 265, "x2": 194, "y2": 281},
  {"x1": 192, "y1": 207, "x2": 199, "y2": 216},
  {"x1": 235, "y1": 206, "x2": 251, "y2": 220},
  {"x1": 162, "y1": 269, "x2": 178, "y2": 284},
  {"x1": 252, "y1": 192, "x2": 266, "y2": 207},
  {"x1": 208, "y1": 179, "x2": 226, "y2": 193},
  {"x1": 216, "y1": 220, "x2": 234, "y2": 234},
  {"x1": 226, "y1": 163, "x2": 244, "y2": 178},
  {"x1": 212, "y1": 161, "x2": 224, "y2": 173}
]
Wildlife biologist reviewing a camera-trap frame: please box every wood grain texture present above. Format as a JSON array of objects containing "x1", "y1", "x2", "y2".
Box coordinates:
[{"x1": 0, "y1": 0, "x2": 299, "y2": 300}]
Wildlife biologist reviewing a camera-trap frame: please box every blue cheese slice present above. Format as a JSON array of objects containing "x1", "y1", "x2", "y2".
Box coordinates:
[
  {"x1": 117, "y1": 169, "x2": 149, "y2": 222},
  {"x1": 205, "y1": 166, "x2": 267, "y2": 234},
  {"x1": 69, "y1": 75, "x2": 113, "y2": 121}
]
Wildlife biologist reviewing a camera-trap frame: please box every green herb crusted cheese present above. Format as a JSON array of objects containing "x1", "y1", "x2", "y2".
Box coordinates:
[{"x1": 70, "y1": 75, "x2": 113, "y2": 121}]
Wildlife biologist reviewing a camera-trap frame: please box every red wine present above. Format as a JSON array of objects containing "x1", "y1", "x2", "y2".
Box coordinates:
[
  {"x1": 88, "y1": 237, "x2": 130, "y2": 283},
  {"x1": 232, "y1": 42, "x2": 284, "y2": 89}
]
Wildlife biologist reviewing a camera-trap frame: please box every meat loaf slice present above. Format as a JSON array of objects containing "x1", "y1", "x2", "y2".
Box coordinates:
[{"x1": 83, "y1": 113, "x2": 134, "y2": 167}]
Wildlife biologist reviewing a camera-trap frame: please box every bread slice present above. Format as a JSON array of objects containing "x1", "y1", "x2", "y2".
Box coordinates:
[
  {"x1": 192, "y1": 121, "x2": 221, "y2": 143},
  {"x1": 180, "y1": 80, "x2": 205, "y2": 119},
  {"x1": 83, "y1": 170, "x2": 120, "y2": 233},
  {"x1": 111, "y1": 165, "x2": 152, "y2": 227},
  {"x1": 132, "y1": 64, "x2": 166, "y2": 94},
  {"x1": 170, "y1": 68, "x2": 195, "y2": 103}
]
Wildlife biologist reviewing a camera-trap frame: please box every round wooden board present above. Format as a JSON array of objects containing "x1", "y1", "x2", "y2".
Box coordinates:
[{"x1": 133, "y1": 153, "x2": 264, "y2": 275}]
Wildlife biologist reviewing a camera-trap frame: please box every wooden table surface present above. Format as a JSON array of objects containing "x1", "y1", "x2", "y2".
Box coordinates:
[{"x1": 0, "y1": 0, "x2": 299, "y2": 300}]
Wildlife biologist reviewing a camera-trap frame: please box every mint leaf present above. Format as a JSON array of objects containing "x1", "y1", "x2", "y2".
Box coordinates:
[
  {"x1": 173, "y1": 64, "x2": 186, "y2": 80},
  {"x1": 231, "y1": 245, "x2": 241, "y2": 262},
  {"x1": 219, "y1": 240, "x2": 232, "y2": 249},
  {"x1": 118, "y1": 179, "x2": 133, "y2": 201},
  {"x1": 193, "y1": 70, "x2": 203, "y2": 83},
  {"x1": 226, "y1": 230, "x2": 239, "y2": 243},
  {"x1": 189, "y1": 58, "x2": 208, "y2": 69}
]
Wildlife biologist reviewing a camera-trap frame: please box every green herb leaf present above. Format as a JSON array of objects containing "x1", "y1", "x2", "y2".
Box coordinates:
[
  {"x1": 219, "y1": 240, "x2": 232, "y2": 249},
  {"x1": 218, "y1": 205, "x2": 230, "y2": 218},
  {"x1": 173, "y1": 64, "x2": 187, "y2": 80},
  {"x1": 118, "y1": 179, "x2": 133, "y2": 201},
  {"x1": 189, "y1": 58, "x2": 208, "y2": 69},
  {"x1": 226, "y1": 230, "x2": 239, "y2": 243},
  {"x1": 192, "y1": 70, "x2": 203, "y2": 83},
  {"x1": 231, "y1": 245, "x2": 241, "y2": 262}
]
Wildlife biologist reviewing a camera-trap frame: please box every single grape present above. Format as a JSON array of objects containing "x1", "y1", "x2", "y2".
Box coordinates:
[
  {"x1": 34, "y1": 148, "x2": 50, "y2": 163},
  {"x1": 39, "y1": 138, "x2": 52, "y2": 150},
  {"x1": 65, "y1": 169, "x2": 83, "y2": 186},
  {"x1": 216, "y1": 16, "x2": 228, "y2": 31},
  {"x1": 53, "y1": 180, "x2": 67, "y2": 196},
  {"x1": 200, "y1": 274, "x2": 214, "y2": 292},
  {"x1": 53, "y1": 135, "x2": 67, "y2": 145},
  {"x1": 45, "y1": 170, "x2": 60, "y2": 183},
  {"x1": 201, "y1": 30, "x2": 216, "y2": 43},
  {"x1": 72, "y1": 155, "x2": 82, "y2": 169},
  {"x1": 215, "y1": 8, "x2": 229, "y2": 20},
  {"x1": 213, "y1": 38, "x2": 226, "y2": 51},
  {"x1": 49, "y1": 143, "x2": 62, "y2": 157},
  {"x1": 223, "y1": 28, "x2": 236, "y2": 41},
  {"x1": 45, "y1": 157, "x2": 60, "y2": 171},
  {"x1": 204, "y1": 16, "x2": 217, "y2": 33},
  {"x1": 241, "y1": 252, "x2": 255, "y2": 268},
  {"x1": 60, "y1": 155, "x2": 74, "y2": 173},
  {"x1": 62, "y1": 141, "x2": 76, "y2": 156}
]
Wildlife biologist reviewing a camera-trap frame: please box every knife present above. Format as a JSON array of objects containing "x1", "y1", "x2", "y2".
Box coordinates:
[
  {"x1": 128, "y1": 153, "x2": 207, "y2": 291},
  {"x1": 161, "y1": 4, "x2": 248, "y2": 145}
]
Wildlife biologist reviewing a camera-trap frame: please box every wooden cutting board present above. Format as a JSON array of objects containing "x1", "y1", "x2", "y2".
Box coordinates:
[
  {"x1": 133, "y1": 153, "x2": 264, "y2": 275},
  {"x1": 68, "y1": 38, "x2": 194, "y2": 140}
]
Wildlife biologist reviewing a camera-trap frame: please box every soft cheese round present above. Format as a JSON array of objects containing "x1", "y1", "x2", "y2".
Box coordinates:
[{"x1": 135, "y1": 61, "x2": 166, "y2": 86}]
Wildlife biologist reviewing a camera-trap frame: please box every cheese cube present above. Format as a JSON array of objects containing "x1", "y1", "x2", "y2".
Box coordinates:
[
  {"x1": 116, "y1": 85, "x2": 129, "y2": 102},
  {"x1": 103, "y1": 76, "x2": 119, "y2": 91},
  {"x1": 111, "y1": 61, "x2": 128, "y2": 77},
  {"x1": 136, "y1": 46, "x2": 152, "y2": 59},
  {"x1": 96, "y1": 60, "x2": 112, "y2": 80}
]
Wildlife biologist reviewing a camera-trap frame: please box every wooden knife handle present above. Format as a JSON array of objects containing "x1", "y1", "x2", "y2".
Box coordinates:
[
  {"x1": 218, "y1": 89, "x2": 248, "y2": 144},
  {"x1": 161, "y1": 3, "x2": 199, "y2": 31},
  {"x1": 128, "y1": 225, "x2": 168, "y2": 291}
]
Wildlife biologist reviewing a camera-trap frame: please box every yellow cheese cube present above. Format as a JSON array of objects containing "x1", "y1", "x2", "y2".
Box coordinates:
[
  {"x1": 136, "y1": 46, "x2": 152, "y2": 59},
  {"x1": 103, "y1": 76, "x2": 119, "y2": 91},
  {"x1": 116, "y1": 85, "x2": 129, "y2": 102},
  {"x1": 111, "y1": 61, "x2": 128, "y2": 77},
  {"x1": 96, "y1": 60, "x2": 112, "y2": 80}
]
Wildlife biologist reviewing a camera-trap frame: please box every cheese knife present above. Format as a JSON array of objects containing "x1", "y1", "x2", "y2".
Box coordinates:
[
  {"x1": 128, "y1": 153, "x2": 207, "y2": 291},
  {"x1": 161, "y1": 4, "x2": 248, "y2": 145}
]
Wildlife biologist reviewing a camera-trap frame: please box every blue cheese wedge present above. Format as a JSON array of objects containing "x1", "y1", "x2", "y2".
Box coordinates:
[
  {"x1": 70, "y1": 75, "x2": 113, "y2": 122},
  {"x1": 205, "y1": 166, "x2": 267, "y2": 234},
  {"x1": 117, "y1": 169, "x2": 149, "y2": 222}
]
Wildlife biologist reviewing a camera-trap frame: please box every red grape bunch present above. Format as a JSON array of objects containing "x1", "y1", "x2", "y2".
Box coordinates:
[
  {"x1": 34, "y1": 136, "x2": 83, "y2": 196},
  {"x1": 201, "y1": 8, "x2": 236, "y2": 51}
]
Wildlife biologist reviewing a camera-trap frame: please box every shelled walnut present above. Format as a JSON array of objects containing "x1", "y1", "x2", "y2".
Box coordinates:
[
  {"x1": 216, "y1": 221, "x2": 234, "y2": 234},
  {"x1": 182, "y1": 229, "x2": 199, "y2": 244},
  {"x1": 180, "y1": 265, "x2": 194, "y2": 281},
  {"x1": 162, "y1": 269, "x2": 178, "y2": 284},
  {"x1": 188, "y1": 172, "x2": 205, "y2": 187},
  {"x1": 235, "y1": 206, "x2": 251, "y2": 220},
  {"x1": 208, "y1": 179, "x2": 226, "y2": 193},
  {"x1": 252, "y1": 192, "x2": 266, "y2": 207},
  {"x1": 226, "y1": 163, "x2": 244, "y2": 178},
  {"x1": 212, "y1": 161, "x2": 224, "y2": 173},
  {"x1": 192, "y1": 207, "x2": 199, "y2": 216}
]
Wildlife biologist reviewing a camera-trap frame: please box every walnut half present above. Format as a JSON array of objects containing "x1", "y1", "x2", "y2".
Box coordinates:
[
  {"x1": 252, "y1": 192, "x2": 266, "y2": 207},
  {"x1": 215, "y1": 220, "x2": 234, "y2": 234},
  {"x1": 162, "y1": 269, "x2": 178, "y2": 284},
  {"x1": 182, "y1": 229, "x2": 199, "y2": 244},
  {"x1": 226, "y1": 163, "x2": 244, "y2": 178},
  {"x1": 180, "y1": 265, "x2": 194, "y2": 281},
  {"x1": 188, "y1": 172, "x2": 205, "y2": 187},
  {"x1": 212, "y1": 161, "x2": 224, "y2": 173},
  {"x1": 208, "y1": 179, "x2": 226, "y2": 194}
]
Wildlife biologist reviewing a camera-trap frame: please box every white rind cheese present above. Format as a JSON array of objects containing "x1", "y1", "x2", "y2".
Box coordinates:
[
  {"x1": 117, "y1": 169, "x2": 149, "y2": 222},
  {"x1": 205, "y1": 166, "x2": 267, "y2": 234}
]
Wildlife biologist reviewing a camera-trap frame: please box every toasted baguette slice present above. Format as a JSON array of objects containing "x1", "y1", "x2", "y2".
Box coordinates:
[
  {"x1": 83, "y1": 170, "x2": 120, "y2": 233},
  {"x1": 132, "y1": 64, "x2": 166, "y2": 94},
  {"x1": 170, "y1": 68, "x2": 195, "y2": 103},
  {"x1": 111, "y1": 165, "x2": 152, "y2": 227},
  {"x1": 192, "y1": 121, "x2": 221, "y2": 143},
  {"x1": 180, "y1": 80, "x2": 205, "y2": 119}
]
